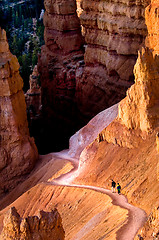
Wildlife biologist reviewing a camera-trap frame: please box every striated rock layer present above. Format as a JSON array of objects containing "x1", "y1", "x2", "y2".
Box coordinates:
[
  {"x1": 0, "y1": 207, "x2": 65, "y2": 240},
  {"x1": 37, "y1": 0, "x2": 153, "y2": 152},
  {"x1": 118, "y1": 1, "x2": 159, "y2": 133},
  {"x1": 96, "y1": 0, "x2": 159, "y2": 148},
  {"x1": 76, "y1": 0, "x2": 150, "y2": 117},
  {"x1": 38, "y1": 0, "x2": 85, "y2": 153},
  {"x1": 0, "y1": 28, "x2": 38, "y2": 196}
]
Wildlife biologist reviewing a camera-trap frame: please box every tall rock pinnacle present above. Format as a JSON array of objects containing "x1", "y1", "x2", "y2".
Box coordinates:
[
  {"x1": 118, "y1": 1, "x2": 159, "y2": 133},
  {"x1": 0, "y1": 28, "x2": 38, "y2": 196}
]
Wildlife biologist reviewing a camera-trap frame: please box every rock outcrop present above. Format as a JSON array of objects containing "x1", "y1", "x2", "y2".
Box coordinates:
[
  {"x1": 135, "y1": 206, "x2": 159, "y2": 240},
  {"x1": 25, "y1": 65, "x2": 41, "y2": 120},
  {"x1": 76, "y1": 0, "x2": 83, "y2": 17},
  {"x1": 38, "y1": 0, "x2": 85, "y2": 153},
  {"x1": 0, "y1": 207, "x2": 65, "y2": 240},
  {"x1": 76, "y1": 0, "x2": 150, "y2": 117},
  {"x1": 0, "y1": 28, "x2": 38, "y2": 196},
  {"x1": 118, "y1": 47, "x2": 159, "y2": 133},
  {"x1": 97, "y1": 0, "x2": 159, "y2": 148},
  {"x1": 118, "y1": 1, "x2": 159, "y2": 133}
]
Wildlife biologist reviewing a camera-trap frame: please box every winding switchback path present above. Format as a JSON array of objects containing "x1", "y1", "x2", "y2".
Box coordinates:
[
  {"x1": 45, "y1": 104, "x2": 147, "y2": 239},
  {"x1": 46, "y1": 151, "x2": 147, "y2": 240}
]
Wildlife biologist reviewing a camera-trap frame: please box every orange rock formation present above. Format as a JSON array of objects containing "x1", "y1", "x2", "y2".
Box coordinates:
[
  {"x1": 0, "y1": 28, "x2": 38, "y2": 197},
  {"x1": 76, "y1": 0, "x2": 150, "y2": 116},
  {"x1": 117, "y1": 0, "x2": 159, "y2": 134},
  {"x1": 98, "y1": 0, "x2": 159, "y2": 148},
  {"x1": 0, "y1": 207, "x2": 65, "y2": 240}
]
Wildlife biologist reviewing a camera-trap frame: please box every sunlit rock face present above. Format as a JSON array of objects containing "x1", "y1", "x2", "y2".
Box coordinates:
[
  {"x1": 76, "y1": 0, "x2": 83, "y2": 16},
  {"x1": 118, "y1": 47, "x2": 159, "y2": 132},
  {"x1": 118, "y1": 1, "x2": 159, "y2": 133},
  {"x1": 145, "y1": 0, "x2": 159, "y2": 55},
  {"x1": 136, "y1": 206, "x2": 159, "y2": 240},
  {"x1": 0, "y1": 28, "x2": 38, "y2": 196},
  {"x1": 38, "y1": 0, "x2": 85, "y2": 153},
  {"x1": 0, "y1": 207, "x2": 65, "y2": 240},
  {"x1": 98, "y1": 0, "x2": 159, "y2": 148},
  {"x1": 76, "y1": 0, "x2": 150, "y2": 117}
]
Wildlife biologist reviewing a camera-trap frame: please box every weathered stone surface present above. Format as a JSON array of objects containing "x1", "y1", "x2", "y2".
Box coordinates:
[
  {"x1": 76, "y1": 0, "x2": 150, "y2": 117},
  {"x1": 156, "y1": 132, "x2": 159, "y2": 154},
  {"x1": 118, "y1": 47, "x2": 159, "y2": 133},
  {"x1": 38, "y1": 0, "x2": 85, "y2": 153},
  {"x1": 118, "y1": 0, "x2": 159, "y2": 133},
  {"x1": 38, "y1": 0, "x2": 153, "y2": 151},
  {"x1": 0, "y1": 29, "x2": 9, "y2": 53},
  {"x1": 0, "y1": 207, "x2": 65, "y2": 240},
  {"x1": 0, "y1": 28, "x2": 38, "y2": 196},
  {"x1": 25, "y1": 65, "x2": 41, "y2": 118},
  {"x1": 145, "y1": 1, "x2": 159, "y2": 55},
  {"x1": 44, "y1": 28, "x2": 83, "y2": 53},
  {"x1": 43, "y1": 12, "x2": 80, "y2": 31},
  {"x1": 97, "y1": 0, "x2": 159, "y2": 148},
  {"x1": 76, "y1": 65, "x2": 129, "y2": 117},
  {"x1": 44, "y1": 0, "x2": 77, "y2": 15},
  {"x1": 76, "y1": 0, "x2": 83, "y2": 16},
  {"x1": 135, "y1": 206, "x2": 159, "y2": 240}
]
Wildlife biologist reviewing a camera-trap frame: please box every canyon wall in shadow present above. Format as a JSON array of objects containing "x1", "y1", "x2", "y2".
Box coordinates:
[{"x1": 36, "y1": 0, "x2": 150, "y2": 153}]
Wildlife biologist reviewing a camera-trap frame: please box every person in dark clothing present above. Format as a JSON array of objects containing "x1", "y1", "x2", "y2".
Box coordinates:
[
  {"x1": 117, "y1": 183, "x2": 121, "y2": 194},
  {"x1": 111, "y1": 179, "x2": 116, "y2": 193}
]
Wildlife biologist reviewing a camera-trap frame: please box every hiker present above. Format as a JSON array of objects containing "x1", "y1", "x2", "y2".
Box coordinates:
[
  {"x1": 111, "y1": 179, "x2": 116, "y2": 193},
  {"x1": 117, "y1": 183, "x2": 121, "y2": 194}
]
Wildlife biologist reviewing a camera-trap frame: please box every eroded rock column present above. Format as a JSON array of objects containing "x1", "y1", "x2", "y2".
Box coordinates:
[
  {"x1": 0, "y1": 28, "x2": 38, "y2": 196},
  {"x1": 118, "y1": 1, "x2": 159, "y2": 133}
]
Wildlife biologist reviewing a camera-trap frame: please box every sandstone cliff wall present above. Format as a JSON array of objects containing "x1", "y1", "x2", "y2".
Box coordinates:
[
  {"x1": 76, "y1": 0, "x2": 150, "y2": 117},
  {"x1": 0, "y1": 207, "x2": 65, "y2": 240},
  {"x1": 37, "y1": 0, "x2": 152, "y2": 152},
  {"x1": 0, "y1": 29, "x2": 38, "y2": 196},
  {"x1": 98, "y1": 0, "x2": 159, "y2": 148},
  {"x1": 38, "y1": 0, "x2": 85, "y2": 153},
  {"x1": 118, "y1": 0, "x2": 159, "y2": 133}
]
